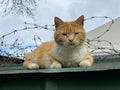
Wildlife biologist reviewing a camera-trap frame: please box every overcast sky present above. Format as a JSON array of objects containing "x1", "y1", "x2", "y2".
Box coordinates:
[{"x1": 0, "y1": 0, "x2": 120, "y2": 45}]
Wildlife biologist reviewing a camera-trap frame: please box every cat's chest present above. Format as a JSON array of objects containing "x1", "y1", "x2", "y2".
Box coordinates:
[
  {"x1": 58, "y1": 54, "x2": 82, "y2": 67},
  {"x1": 52, "y1": 45, "x2": 87, "y2": 67}
]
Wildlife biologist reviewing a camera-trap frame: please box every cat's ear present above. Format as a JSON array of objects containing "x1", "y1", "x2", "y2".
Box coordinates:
[
  {"x1": 54, "y1": 17, "x2": 64, "y2": 28},
  {"x1": 75, "y1": 15, "x2": 84, "y2": 26}
]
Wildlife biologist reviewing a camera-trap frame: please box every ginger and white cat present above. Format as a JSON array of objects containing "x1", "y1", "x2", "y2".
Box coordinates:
[{"x1": 23, "y1": 15, "x2": 93, "y2": 69}]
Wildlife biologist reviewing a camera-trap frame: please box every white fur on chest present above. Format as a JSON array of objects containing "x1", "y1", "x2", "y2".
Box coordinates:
[{"x1": 52, "y1": 44, "x2": 87, "y2": 67}]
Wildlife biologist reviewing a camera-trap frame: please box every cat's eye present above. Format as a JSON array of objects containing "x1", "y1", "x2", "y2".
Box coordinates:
[
  {"x1": 74, "y1": 32, "x2": 79, "y2": 35},
  {"x1": 62, "y1": 33, "x2": 67, "y2": 36}
]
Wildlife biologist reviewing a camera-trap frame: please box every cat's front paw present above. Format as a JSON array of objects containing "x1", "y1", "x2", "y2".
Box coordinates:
[
  {"x1": 50, "y1": 62, "x2": 62, "y2": 68},
  {"x1": 27, "y1": 63, "x2": 39, "y2": 69},
  {"x1": 79, "y1": 60, "x2": 92, "y2": 67}
]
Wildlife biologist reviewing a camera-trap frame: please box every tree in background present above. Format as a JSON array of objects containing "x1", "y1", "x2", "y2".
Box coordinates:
[{"x1": 0, "y1": 0, "x2": 39, "y2": 19}]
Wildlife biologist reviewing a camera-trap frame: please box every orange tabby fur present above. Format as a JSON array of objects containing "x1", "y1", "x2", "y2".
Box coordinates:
[{"x1": 23, "y1": 15, "x2": 93, "y2": 69}]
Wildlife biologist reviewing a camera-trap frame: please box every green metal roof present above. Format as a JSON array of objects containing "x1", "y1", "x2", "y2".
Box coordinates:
[{"x1": 0, "y1": 55, "x2": 120, "y2": 74}]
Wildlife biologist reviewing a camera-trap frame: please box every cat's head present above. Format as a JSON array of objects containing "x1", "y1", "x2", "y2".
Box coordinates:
[{"x1": 54, "y1": 15, "x2": 85, "y2": 48}]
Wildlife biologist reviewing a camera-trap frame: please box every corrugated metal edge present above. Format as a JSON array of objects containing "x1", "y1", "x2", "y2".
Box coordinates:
[
  {"x1": 0, "y1": 55, "x2": 120, "y2": 74},
  {"x1": 0, "y1": 62, "x2": 120, "y2": 74}
]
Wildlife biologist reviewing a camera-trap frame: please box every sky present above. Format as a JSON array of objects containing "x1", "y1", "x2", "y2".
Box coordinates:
[{"x1": 0, "y1": 0, "x2": 120, "y2": 45}]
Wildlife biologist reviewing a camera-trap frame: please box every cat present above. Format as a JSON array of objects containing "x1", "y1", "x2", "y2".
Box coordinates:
[{"x1": 23, "y1": 15, "x2": 93, "y2": 69}]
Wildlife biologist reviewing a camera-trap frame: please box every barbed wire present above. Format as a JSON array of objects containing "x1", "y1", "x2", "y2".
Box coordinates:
[
  {"x1": 85, "y1": 16, "x2": 114, "y2": 40},
  {"x1": 85, "y1": 16, "x2": 120, "y2": 56},
  {"x1": 0, "y1": 16, "x2": 120, "y2": 65}
]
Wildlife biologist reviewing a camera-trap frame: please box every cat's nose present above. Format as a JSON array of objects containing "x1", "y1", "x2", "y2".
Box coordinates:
[
  {"x1": 69, "y1": 39, "x2": 73, "y2": 42},
  {"x1": 68, "y1": 35, "x2": 74, "y2": 42}
]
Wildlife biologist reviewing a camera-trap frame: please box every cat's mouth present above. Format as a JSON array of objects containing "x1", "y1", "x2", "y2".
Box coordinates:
[
  {"x1": 67, "y1": 40, "x2": 83, "y2": 47},
  {"x1": 68, "y1": 43, "x2": 75, "y2": 46},
  {"x1": 64, "y1": 42, "x2": 78, "y2": 48},
  {"x1": 59, "y1": 40, "x2": 83, "y2": 48}
]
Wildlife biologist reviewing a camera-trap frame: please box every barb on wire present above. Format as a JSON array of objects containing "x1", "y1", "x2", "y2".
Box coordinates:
[{"x1": 34, "y1": 35, "x2": 43, "y2": 47}]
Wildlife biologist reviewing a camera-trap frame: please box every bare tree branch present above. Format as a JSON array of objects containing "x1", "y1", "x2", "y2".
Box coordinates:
[{"x1": 0, "y1": 0, "x2": 38, "y2": 19}]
